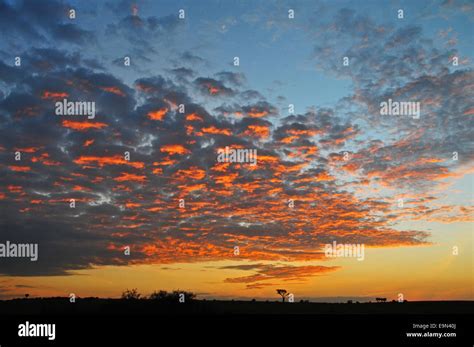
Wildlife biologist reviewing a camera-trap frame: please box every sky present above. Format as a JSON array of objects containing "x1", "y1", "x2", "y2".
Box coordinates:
[{"x1": 0, "y1": 0, "x2": 473, "y2": 302}]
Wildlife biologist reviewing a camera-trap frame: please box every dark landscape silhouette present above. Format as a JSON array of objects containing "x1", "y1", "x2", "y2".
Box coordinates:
[{"x1": 0, "y1": 289, "x2": 472, "y2": 315}]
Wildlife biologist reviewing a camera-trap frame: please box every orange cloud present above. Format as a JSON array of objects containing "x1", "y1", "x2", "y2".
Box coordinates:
[
  {"x1": 62, "y1": 120, "x2": 108, "y2": 131},
  {"x1": 147, "y1": 108, "x2": 168, "y2": 121},
  {"x1": 160, "y1": 144, "x2": 190, "y2": 155},
  {"x1": 315, "y1": 171, "x2": 335, "y2": 181},
  {"x1": 74, "y1": 155, "x2": 144, "y2": 169},
  {"x1": 7, "y1": 185, "x2": 22, "y2": 193},
  {"x1": 205, "y1": 83, "x2": 220, "y2": 95},
  {"x1": 287, "y1": 129, "x2": 321, "y2": 136},
  {"x1": 114, "y1": 173, "x2": 147, "y2": 182},
  {"x1": 83, "y1": 139, "x2": 95, "y2": 147},
  {"x1": 30, "y1": 152, "x2": 61, "y2": 166},
  {"x1": 125, "y1": 202, "x2": 141, "y2": 208},
  {"x1": 101, "y1": 86, "x2": 126, "y2": 97},
  {"x1": 72, "y1": 185, "x2": 92, "y2": 192},
  {"x1": 8, "y1": 166, "x2": 31, "y2": 172},
  {"x1": 258, "y1": 155, "x2": 279, "y2": 164},
  {"x1": 186, "y1": 113, "x2": 204, "y2": 122},
  {"x1": 247, "y1": 109, "x2": 268, "y2": 118},
  {"x1": 223, "y1": 264, "x2": 341, "y2": 284},
  {"x1": 463, "y1": 107, "x2": 474, "y2": 115},
  {"x1": 201, "y1": 126, "x2": 232, "y2": 136},
  {"x1": 178, "y1": 183, "x2": 207, "y2": 193},
  {"x1": 41, "y1": 91, "x2": 69, "y2": 100},
  {"x1": 176, "y1": 167, "x2": 207, "y2": 180},
  {"x1": 244, "y1": 125, "x2": 270, "y2": 138},
  {"x1": 15, "y1": 147, "x2": 41, "y2": 153}
]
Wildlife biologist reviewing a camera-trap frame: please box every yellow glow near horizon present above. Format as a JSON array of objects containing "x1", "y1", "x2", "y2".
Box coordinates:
[{"x1": 3, "y1": 223, "x2": 471, "y2": 302}]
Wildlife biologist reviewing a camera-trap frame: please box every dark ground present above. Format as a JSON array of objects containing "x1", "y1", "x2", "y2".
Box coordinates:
[
  {"x1": 0, "y1": 299, "x2": 472, "y2": 346},
  {"x1": 0, "y1": 298, "x2": 472, "y2": 315}
]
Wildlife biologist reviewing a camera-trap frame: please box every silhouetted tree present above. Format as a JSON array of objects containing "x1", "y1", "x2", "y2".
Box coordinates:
[
  {"x1": 276, "y1": 289, "x2": 289, "y2": 302},
  {"x1": 149, "y1": 290, "x2": 196, "y2": 302},
  {"x1": 24, "y1": 294, "x2": 29, "y2": 299},
  {"x1": 149, "y1": 290, "x2": 168, "y2": 301},
  {"x1": 121, "y1": 288, "x2": 141, "y2": 300}
]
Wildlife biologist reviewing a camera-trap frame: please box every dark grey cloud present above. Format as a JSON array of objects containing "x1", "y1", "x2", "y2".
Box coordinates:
[
  {"x1": 51, "y1": 23, "x2": 96, "y2": 45},
  {"x1": 194, "y1": 77, "x2": 235, "y2": 97},
  {"x1": 215, "y1": 71, "x2": 246, "y2": 87},
  {"x1": 180, "y1": 51, "x2": 206, "y2": 65},
  {"x1": 0, "y1": 0, "x2": 95, "y2": 47}
]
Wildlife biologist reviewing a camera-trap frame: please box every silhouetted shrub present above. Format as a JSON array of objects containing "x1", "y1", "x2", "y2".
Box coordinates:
[
  {"x1": 149, "y1": 290, "x2": 168, "y2": 301},
  {"x1": 121, "y1": 288, "x2": 141, "y2": 300},
  {"x1": 148, "y1": 290, "x2": 196, "y2": 302}
]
